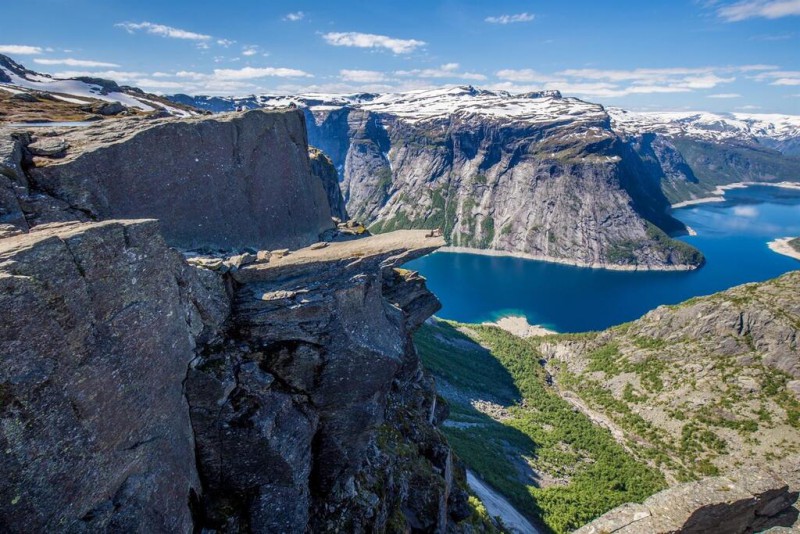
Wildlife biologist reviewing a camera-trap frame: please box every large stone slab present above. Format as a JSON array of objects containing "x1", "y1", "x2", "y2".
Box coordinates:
[
  {"x1": 0, "y1": 220, "x2": 201, "y2": 532},
  {"x1": 27, "y1": 110, "x2": 334, "y2": 250}
]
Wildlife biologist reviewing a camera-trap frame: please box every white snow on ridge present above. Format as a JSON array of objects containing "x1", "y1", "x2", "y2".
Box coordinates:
[
  {"x1": 258, "y1": 86, "x2": 606, "y2": 126},
  {"x1": 1, "y1": 68, "x2": 155, "y2": 111},
  {"x1": 608, "y1": 108, "x2": 800, "y2": 142}
]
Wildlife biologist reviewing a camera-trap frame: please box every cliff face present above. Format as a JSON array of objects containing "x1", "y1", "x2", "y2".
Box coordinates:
[
  {"x1": 187, "y1": 231, "x2": 469, "y2": 532},
  {"x1": 0, "y1": 112, "x2": 474, "y2": 532},
  {"x1": 300, "y1": 89, "x2": 700, "y2": 270},
  {"x1": 22, "y1": 110, "x2": 334, "y2": 250},
  {"x1": 0, "y1": 220, "x2": 210, "y2": 532},
  {"x1": 309, "y1": 146, "x2": 348, "y2": 220}
]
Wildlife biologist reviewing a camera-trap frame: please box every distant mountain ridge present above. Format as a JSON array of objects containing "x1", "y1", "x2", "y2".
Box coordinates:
[{"x1": 169, "y1": 85, "x2": 800, "y2": 270}]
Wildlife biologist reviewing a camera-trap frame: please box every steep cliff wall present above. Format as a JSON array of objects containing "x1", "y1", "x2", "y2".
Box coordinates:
[
  {"x1": 309, "y1": 146, "x2": 348, "y2": 220},
  {"x1": 187, "y1": 231, "x2": 471, "y2": 532},
  {"x1": 300, "y1": 89, "x2": 701, "y2": 270},
  {"x1": 21, "y1": 110, "x2": 334, "y2": 250},
  {"x1": 0, "y1": 220, "x2": 215, "y2": 532}
]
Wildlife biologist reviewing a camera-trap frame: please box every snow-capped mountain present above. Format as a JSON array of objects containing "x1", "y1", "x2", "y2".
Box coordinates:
[
  {"x1": 0, "y1": 54, "x2": 193, "y2": 118},
  {"x1": 609, "y1": 108, "x2": 800, "y2": 153}
]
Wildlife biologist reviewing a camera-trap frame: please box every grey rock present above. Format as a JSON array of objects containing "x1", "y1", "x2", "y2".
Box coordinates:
[
  {"x1": 26, "y1": 110, "x2": 334, "y2": 250},
  {"x1": 96, "y1": 101, "x2": 125, "y2": 116},
  {"x1": 10, "y1": 92, "x2": 39, "y2": 103},
  {"x1": 0, "y1": 220, "x2": 202, "y2": 533},
  {"x1": 187, "y1": 230, "x2": 467, "y2": 532},
  {"x1": 27, "y1": 138, "x2": 69, "y2": 157},
  {"x1": 575, "y1": 467, "x2": 798, "y2": 534},
  {"x1": 309, "y1": 146, "x2": 348, "y2": 220}
]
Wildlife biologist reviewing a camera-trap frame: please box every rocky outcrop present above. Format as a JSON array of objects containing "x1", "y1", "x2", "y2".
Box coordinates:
[
  {"x1": 186, "y1": 231, "x2": 471, "y2": 532},
  {"x1": 15, "y1": 109, "x2": 333, "y2": 250},
  {"x1": 309, "y1": 146, "x2": 347, "y2": 220},
  {"x1": 575, "y1": 466, "x2": 799, "y2": 533},
  {"x1": 0, "y1": 100, "x2": 478, "y2": 532},
  {"x1": 0, "y1": 219, "x2": 223, "y2": 532}
]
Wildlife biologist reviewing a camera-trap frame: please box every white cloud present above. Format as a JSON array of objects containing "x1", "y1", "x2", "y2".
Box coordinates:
[
  {"x1": 0, "y1": 45, "x2": 43, "y2": 55},
  {"x1": 34, "y1": 58, "x2": 121, "y2": 68},
  {"x1": 115, "y1": 21, "x2": 211, "y2": 41},
  {"x1": 733, "y1": 206, "x2": 759, "y2": 217},
  {"x1": 494, "y1": 69, "x2": 555, "y2": 83},
  {"x1": 242, "y1": 46, "x2": 259, "y2": 57},
  {"x1": 707, "y1": 93, "x2": 742, "y2": 98},
  {"x1": 217, "y1": 39, "x2": 235, "y2": 47},
  {"x1": 717, "y1": 0, "x2": 800, "y2": 21},
  {"x1": 284, "y1": 11, "x2": 305, "y2": 22},
  {"x1": 50, "y1": 70, "x2": 146, "y2": 82},
  {"x1": 485, "y1": 13, "x2": 535, "y2": 24},
  {"x1": 396, "y1": 63, "x2": 486, "y2": 81},
  {"x1": 322, "y1": 32, "x2": 425, "y2": 54},
  {"x1": 492, "y1": 65, "x2": 758, "y2": 97},
  {"x1": 340, "y1": 69, "x2": 388, "y2": 83},
  {"x1": 751, "y1": 69, "x2": 800, "y2": 85},
  {"x1": 212, "y1": 67, "x2": 313, "y2": 80}
]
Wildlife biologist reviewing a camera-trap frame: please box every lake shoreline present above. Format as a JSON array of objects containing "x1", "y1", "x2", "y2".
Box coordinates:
[
  {"x1": 671, "y1": 181, "x2": 800, "y2": 209},
  {"x1": 439, "y1": 247, "x2": 698, "y2": 272},
  {"x1": 768, "y1": 237, "x2": 800, "y2": 261},
  {"x1": 483, "y1": 315, "x2": 557, "y2": 338}
]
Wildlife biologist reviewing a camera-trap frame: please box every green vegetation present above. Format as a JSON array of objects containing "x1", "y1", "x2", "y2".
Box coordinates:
[
  {"x1": 415, "y1": 322, "x2": 666, "y2": 534},
  {"x1": 644, "y1": 222, "x2": 704, "y2": 266},
  {"x1": 605, "y1": 222, "x2": 704, "y2": 266}
]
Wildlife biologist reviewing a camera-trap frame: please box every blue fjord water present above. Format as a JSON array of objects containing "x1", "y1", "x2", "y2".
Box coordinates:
[{"x1": 405, "y1": 186, "x2": 800, "y2": 333}]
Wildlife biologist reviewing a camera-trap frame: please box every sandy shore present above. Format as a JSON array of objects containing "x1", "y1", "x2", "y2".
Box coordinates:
[
  {"x1": 671, "y1": 181, "x2": 800, "y2": 209},
  {"x1": 439, "y1": 247, "x2": 697, "y2": 272},
  {"x1": 483, "y1": 315, "x2": 557, "y2": 338},
  {"x1": 768, "y1": 237, "x2": 800, "y2": 261}
]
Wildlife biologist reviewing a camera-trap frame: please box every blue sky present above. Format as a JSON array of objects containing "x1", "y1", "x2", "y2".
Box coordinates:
[{"x1": 1, "y1": 0, "x2": 799, "y2": 112}]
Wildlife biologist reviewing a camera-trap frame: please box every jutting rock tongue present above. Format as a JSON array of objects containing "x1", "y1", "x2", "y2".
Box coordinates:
[{"x1": 26, "y1": 109, "x2": 334, "y2": 250}]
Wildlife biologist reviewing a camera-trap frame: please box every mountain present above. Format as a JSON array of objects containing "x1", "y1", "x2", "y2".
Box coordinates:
[
  {"x1": 170, "y1": 86, "x2": 800, "y2": 270},
  {"x1": 610, "y1": 108, "x2": 800, "y2": 204},
  {"x1": 178, "y1": 87, "x2": 703, "y2": 270},
  {"x1": 0, "y1": 54, "x2": 197, "y2": 122}
]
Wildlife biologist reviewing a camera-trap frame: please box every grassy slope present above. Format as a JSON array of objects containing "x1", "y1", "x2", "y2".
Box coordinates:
[{"x1": 415, "y1": 321, "x2": 665, "y2": 534}]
